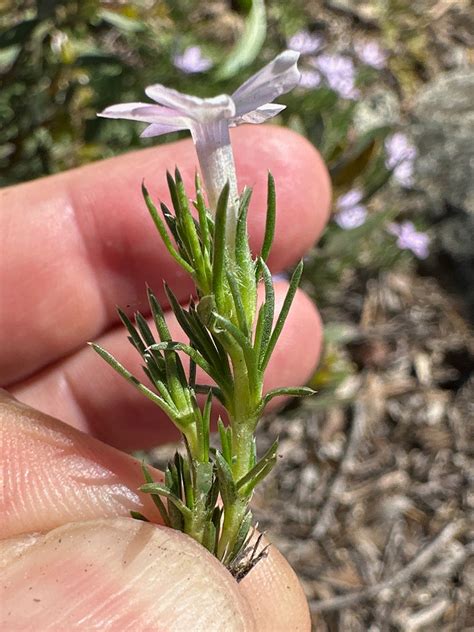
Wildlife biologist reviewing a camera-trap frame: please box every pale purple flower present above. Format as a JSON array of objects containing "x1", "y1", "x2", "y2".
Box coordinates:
[
  {"x1": 312, "y1": 54, "x2": 360, "y2": 100},
  {"x1": 98, "y1": 51, "x2": 300, "y2": 244},
  {"x1": 354, "y1": 41, "x2": 387, "y2": 70},
  {"x1": 337, "y1": 188, "x2": 363, "y2": 209},
  {"x1": 298, "y1": 69, "x2": 321, "y2": 89},
  {"x1": 385, "y1": 133, "x2": 417, "y2": 188},
  {"x1": 288, "y1": 30, "x2": 322, "y2": 55},
  {"x1": 334, "y1": 188, "x2": 367, "y2": 229},
  {"x1": 173, "y1": 46, "x2": 213, "y2": 74},
  {"x1": 388, "y1": 221, "x2": 430, "y2": 259}
]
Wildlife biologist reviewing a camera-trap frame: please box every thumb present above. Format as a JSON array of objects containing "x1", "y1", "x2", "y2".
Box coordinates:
[
  {"x1": 1, "y1": 517, "x2": 255, "y2": 631},
  {"x1": 0, "y1": 390, "x2": 310, "y2": 630}
]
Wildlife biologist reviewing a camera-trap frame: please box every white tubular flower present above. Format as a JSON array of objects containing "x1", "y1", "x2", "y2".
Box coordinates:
[{"x1": 98, "y1": 51, "x2": 300, "y2": 244}]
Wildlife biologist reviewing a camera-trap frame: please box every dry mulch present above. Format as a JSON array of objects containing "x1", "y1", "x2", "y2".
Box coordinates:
[{"x1": 253, "y1": 270, "x2": 473, "y2": 631}]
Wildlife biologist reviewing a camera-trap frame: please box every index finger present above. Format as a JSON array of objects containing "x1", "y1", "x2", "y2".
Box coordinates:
[{"x1": 0, "y1": 125, "x2": 331, "y2": 385}]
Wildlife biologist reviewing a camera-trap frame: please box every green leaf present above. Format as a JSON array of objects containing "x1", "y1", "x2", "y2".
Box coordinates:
[
  {"x1": 117, "y1": 307, "x2": 146, "y2": 355},
  {"x1": 181, "y1": 454, "x2": 194, "y2": 508},
  {"x1": 174, "y1": 169, "x2": 206, "y2": 283},
  {"x1": 146, "y1": 341, "x2": 215, "y2": 382},
  {"x1": 147, "y1": 286, "x2": 172, "y2": 342},
  {"x1": 234, "y1": 187, "x2": 257, "y2": 324},
  {"x1": 262, "y1": 386, "x2": 315, "y2": 408},
  {"x1": 89, "y1": 343, "x2": 178, "y2": 420},
  {"x1": 218, "y1": 418, "x2": 232, "y2": 466},
  {"x1": 236, "y1": 439, "x2": 278, "y2": 494},
  {"x1": 194, "y1": 384, "x2": 225, "y2": 405},
  {"x1": 195, "y1": 460, "x2": 214, "y2": 499},
  {"x1": 226, "y1": 269, "x2": 249, "y2": 337},
  {"x1": 260, "y1": 260, "x2": 303, "y2": 372},
  {"x1": 212, "y1": 183, "x2": 230, "y2": 312},
  {"x1": 140, "y1": 463, "x2": 171, "y2": 527},
  {"x1": 227, "y1": 510, "x2": 252, "y2": 564},
  {"x1": 261, "y1": 172, "x2": 276, "y2": 263},
  {"x1": 202, "y1": 520, "x2": 217, "y2": 554},
  {"x1": 214, "y1": 451, "x2": 237, "y2": 507},
  {"x1": 234, "y1": 187, "x2": 253, "y2": 274},
  {"x1": 200, "y1": 390, "x2": 213, "y2": 460},
  {"x1": 164, "y1": 286, "x2": 231, "y2": 388},
  {"x1": 130, "y1": 511, "x2": 149, "y2": 522},
  {"x1": 211, "y1": 312, "x2": 252, "y2": 354},
  {"x1": 216, "y1": 0, "x2": 266, "y2": 79},
  {"x1": 135, "y1": 312, "x2": 156, "y2": 348},
  {"x1": 255, "y1": 259, "x2": 274, "y2": 366},
  {"x1": 142, "y1": 183, "x2": 194, "y2": 275},
  {"x1": 140, "y1": 482, "x2": 192, "y2": 519}
]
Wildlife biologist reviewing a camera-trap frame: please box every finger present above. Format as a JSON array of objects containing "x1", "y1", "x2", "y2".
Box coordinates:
[
  {"x1": 0, "y1": 390, "x2": 163, "y2": 538},
  {"x1": 239, "y1": 536, "x2": 311, "y2": 631},
  {"x1": 1, "y1": 125, "x2": 331, "y2": 385},
  {"x1": 1, "y1": 395, "x2": 310, "y2": 629},
  {"x1": 1, "y1": 518, "x2": 255, "y2": 631},
  {"x1": 11, "y1": 281, "x2": 322, "y2": 450}
]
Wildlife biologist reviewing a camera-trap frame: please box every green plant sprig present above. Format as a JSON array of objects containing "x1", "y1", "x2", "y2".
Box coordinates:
[{"x1": 91, "y1": 169, "x2": 314, "y2": 570}]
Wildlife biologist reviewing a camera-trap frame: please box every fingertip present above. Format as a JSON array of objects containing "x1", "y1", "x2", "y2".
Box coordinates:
[
  {"x1": 239, "y1": 535, "x2": 311, "y2": 631},
  {"x1": 1, "y1": 518, "x2": 255, "y2": 631}
]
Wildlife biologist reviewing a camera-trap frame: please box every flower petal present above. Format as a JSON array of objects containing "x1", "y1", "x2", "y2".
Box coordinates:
[
  {"x1": 145, "y1": 85, "x2": 235, "y2": 121},
  {"x1": 140, "y1": 123, "x2": 187, "y2": 138},
  {"x1": 98, "y1": 103, "x2": 156, "y2": 120},
  {"x1": 231, "y1": 50, "x2": 300, "y2": 117},
  {"x1": 98, "y1": 103, "x2": 189, "y2": 128},
  {"x1": 230, "y1": 103, "x2": 286, "y2": 126}
]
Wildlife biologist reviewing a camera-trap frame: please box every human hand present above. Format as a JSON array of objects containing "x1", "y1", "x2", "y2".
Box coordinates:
[{"x1": 1, "y1": 126, "x2": 331, "y2": 629}]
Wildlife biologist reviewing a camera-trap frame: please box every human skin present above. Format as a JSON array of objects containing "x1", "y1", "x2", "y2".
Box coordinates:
[{"x1": 0, "y1": 125, "x2": 331, "y2": 629}]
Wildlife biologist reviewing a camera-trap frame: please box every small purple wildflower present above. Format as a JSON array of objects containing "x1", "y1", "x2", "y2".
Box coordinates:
[
  {"x1": 312, "y1": 54, "x2": 360, "y2": 100},
  {"x1": 298, "y1": 69, "x2": 321, "y2": 89},
  {"x1": 287, "y1": 30, "x2": 322, "y2": 55},
  {"x1": 334, "y1": 188, "x2": 367, "y2": 229},
  {"x1": 388, "y1": 221, "x2": 430, "y2": 259},
  {"x1": 338, "y1": 188, "x2": 363, "y2": 209},
  {"x1": 385, "y1": 133, "x2": 417, "y2": 188},
  {"x1": 173, "y1": 46, "x2": 213, "y2": 74},
  {"x1": 354, "y1": 41, "x2": 387, "y2": 70}
]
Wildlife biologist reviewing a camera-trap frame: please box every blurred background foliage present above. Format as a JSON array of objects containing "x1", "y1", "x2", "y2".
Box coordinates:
[{"x1": 2, "y1": 0, "x2": 414, "y2": 185}]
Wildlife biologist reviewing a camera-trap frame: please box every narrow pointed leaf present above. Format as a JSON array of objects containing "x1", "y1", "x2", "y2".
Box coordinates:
[
  {"x1": 146, "y1": 341, "x2": 215, "y2": 381},
  {"x1": 218, "y1": 418, "x2": 232, "y2": 466},
  {"x1": 89, "y1": 343, "x2": 178, "y2": 420},
  {"x1": 135, "y1": 312, "x2": 156, "y2": 348},
  {"x1": 141, "y1": 463, "x2": 171, "y2": 526},
  {"x1": 261, "y1": 171, "x2": 276, "y2": 262},
  {"x1": 147, "y1": 286, "x2": 171, "y2": 341},
  {"x1": 256, "y1": 258, "x2": 274, "y2": 365},
  {"x1": 226, "y1": 510, "x2": 252, "y2": 564},
  {"x1": 142, "y1": 182, "x2": 194, "y2": 274},
  {"x1": 117, "y1": 307, "x2": 146, "y2": 355},
  {"x1": 260, "y1": 260, "x2": 304, "y2": 372},
  {"x1": 214, "y1": 450, "x2": 237, "y2": 507},
  {"x1": 262, "y1": 386, "x2": 315, "y2": 408},
  {"x1": 236, "y1": 439, "x2": 279, "y2": 494},
  {"x1": 130, "y1": 511, "x2": 149, "y2": 522},
  {"x1": 212, "y1": 182, "x2": 230, "y2": 311},
  {"x1": 139, "y1": 482, "x2": 192, "y2": 519},
  {"x1": 226, "y1": 269, "x2": 249, "y2": 336}
]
